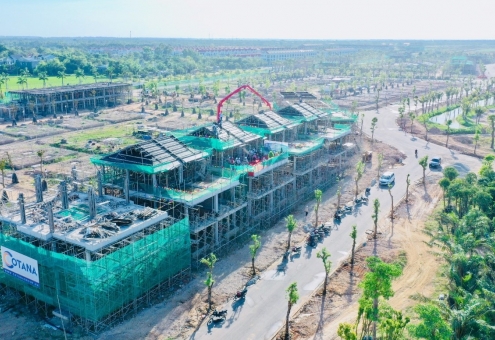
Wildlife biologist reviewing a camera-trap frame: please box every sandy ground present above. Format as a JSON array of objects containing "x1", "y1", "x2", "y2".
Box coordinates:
[{"x1": 278, "y1": 174, "x2": 444, "y2": 340}]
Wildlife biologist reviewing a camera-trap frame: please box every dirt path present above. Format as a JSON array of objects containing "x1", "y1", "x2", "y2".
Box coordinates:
[{"x1": 286, "y1": 175, "x2": 444, "y2": 340}]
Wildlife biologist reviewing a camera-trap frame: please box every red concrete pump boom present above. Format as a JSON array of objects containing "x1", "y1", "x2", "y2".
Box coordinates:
[{"x1": 217, "y1": 84, "x2": 272, "y2": 123}]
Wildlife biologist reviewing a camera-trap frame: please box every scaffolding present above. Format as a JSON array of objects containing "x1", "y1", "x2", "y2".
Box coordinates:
[
  {"x1": 8, "y1": 83, "x2": 132, "y2": 117},
  {"x1": 0, "y1": 198, "x2": 191, "y2": 333}
]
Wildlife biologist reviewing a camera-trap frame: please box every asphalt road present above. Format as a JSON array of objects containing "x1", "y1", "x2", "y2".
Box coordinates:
[{"x1": 191, "y1": 103, "x2": 481, "y2": 340}]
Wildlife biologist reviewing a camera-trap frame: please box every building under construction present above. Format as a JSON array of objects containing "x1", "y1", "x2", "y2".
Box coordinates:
[
  {"x1": 0, "y1": 176, "x2": 190, "y2": 332},
  {"x1": 0, "y1": 100, "x2": 357, "y2": 333},
  {"x1": 7, "y1": 82, "x2": 132, "y2": 116}
]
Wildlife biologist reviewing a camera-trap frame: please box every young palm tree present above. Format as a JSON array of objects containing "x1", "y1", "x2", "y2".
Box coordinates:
[
  {"x1": 37, "y1": 150, "x2": 46, "y2": 175},
  {"x1": 75, "y1": 68, "x2": 85, "y2": 84},
  {"x1": 16, "y1": 76, "x2": 26, "y2": 90},
  {"x1": 20, "y1": 68, "x2": 30, "y2": 89},
  {"x1": 473, "y1": 129, "x2": 480, "y2": 155},
  {"x1": 0, "y1": 73, "x2": 8, "y2": 91},
  {"x1": 445, "y1": 119, "x2": 453, "y2": 148},
  {"x1": 372, "y1": 199, "x2": 380, "y2": 239},
  {"x1": 38, "y1": 72, "x2": 48, "y2": 88},
  {"x1": 314, "y1": 189, "x2": 322, "y2": 229},
  {"x1": 285, "y1": 282, "x2": 299, "y2": 340},
  {"x1": 285, "y1": 215, "x2": 297, "y2": 251},
  {"x1": 57, "y1": 71, "x2": 66, "y2": 86},
  {"x1": 488, "y1": 115, "x2": 495, "y2": 149},
  {"x1": 0, "y1": 158, "x2": 7, "y2": 188},
  {"x1": 249, "y1": 234, "x2": 261, "y2": 276},
  {"x1": 200, "y1": 253, "x2": 217, "y2": 311},
  {"x1": 316, "y1": 247, "x2": 332, "y2": 295}
]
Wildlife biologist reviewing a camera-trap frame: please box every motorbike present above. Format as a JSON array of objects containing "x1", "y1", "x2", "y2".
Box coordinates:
[
  {"x1": 233, "y1": 288, "x2": 248, "y2": 301},
  {"x1": 307, "y1": 234, "x2": 317, "y2": 247},
  {"x1": 334, "y1": 212, "x2": 342, "y2": 221},
  {"x1": 208, "y1": 313, "x2": 226, "y2": 325},
  {"x1": 318, "y1": 225, "x2": 331, "y2": 234},
  {"x1": 212, "y1": 309, "x2": 227, "y2": 318},
  {"x1": 292, "y1": 246, "x2": 302, "y2": 254}
]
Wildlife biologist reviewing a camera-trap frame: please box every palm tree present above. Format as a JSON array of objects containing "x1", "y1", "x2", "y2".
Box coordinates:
[
  {"x1": 314, "y1": 189, "x2": 322, "y2": 229},
  {"x1": 57, "y1": 71, "x2": 66, "y2": 86},
  {"x1": 0, "y1": 158, "x2": 7, "y2": 188},
  {"x1": 285, "y1": 215, "x2": 297, "y2": 251},
  {"x1": 372, "y1": 199, "x2": 380, "y2": 239},
  {"x1": 0, "y1": 73, "x2": 9, "y2": 91},
  {"x1": 200, "y1": 253, "x2": 217, "y2": 311},
  {"x1": 20, "y1": 68, "x2": 30, "y2": 89},
  {"x1": 75, "y1": 68, "x2": 85, "y2": 84},
  {"x1": 473, "y1": 129, "x2": 480, "y2": 155},
  {"x1": 445, "y1": 119, "x2": 452, "y2": 148},
  {"x1": 409, "y1": 112, "x2": 416, "y2": 134},
  {"x1": 488, "y1": 115, "x2": 495, "y2": 149},
  {"x1": 285, "y1": 282, "x2": 299, "y2": 340},
  {"x1": 38, "y1": 72, "x2": 48, "y2": 88},
  {"x1": 474, "y1": 107, "x2": 485, "y2": 125},
  {"x1": 37, "y1": 150, "x2": 46, "y2": 175},
  {"x1": 16, "y1": 76, "x2": 26, "y2": 90},
  {"x1": 316, "y1": 247, "x2": 332, "y2": 295},
  {"x1": 249, "y1": 234, "x2": 261, "y2": 276}
]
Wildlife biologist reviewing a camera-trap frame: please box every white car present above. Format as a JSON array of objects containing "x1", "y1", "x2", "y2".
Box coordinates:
[{"x1": 379, "y1": 172, "x2": 395, "y2": 186}]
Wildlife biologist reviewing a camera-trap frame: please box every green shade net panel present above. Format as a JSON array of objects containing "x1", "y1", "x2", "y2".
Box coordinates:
[{"x1": 0, "y1": 217, "x2": 191, "y2": 322}]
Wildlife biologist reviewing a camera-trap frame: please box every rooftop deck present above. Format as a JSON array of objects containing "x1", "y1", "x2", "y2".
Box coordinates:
[{"x1": 8, "y1": 194, "x2": 172, "y2": 252}]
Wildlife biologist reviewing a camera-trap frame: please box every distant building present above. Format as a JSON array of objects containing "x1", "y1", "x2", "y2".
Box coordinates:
[
  {"x1": 8, "y1": 82, "x2": 132, "y2": 116},
  {"x1": 262, "y1": 50, "x2": 317, "y2": 63}
]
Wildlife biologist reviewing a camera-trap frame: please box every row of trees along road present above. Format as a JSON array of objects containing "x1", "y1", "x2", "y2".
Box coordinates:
[{"x1": 336, "y1": 155, "x2": 495, "y2": 339}]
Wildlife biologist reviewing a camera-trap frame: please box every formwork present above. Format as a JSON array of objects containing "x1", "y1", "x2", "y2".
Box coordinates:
[{"x1": 0, "y1": 217, "x2": 191, "y2": 332}]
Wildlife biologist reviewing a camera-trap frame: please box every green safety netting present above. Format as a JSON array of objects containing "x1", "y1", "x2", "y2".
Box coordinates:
[
  {"x1": 237, "y1": 125, "x2": 284, "y2": 136},
  {"x1": 0, "y1": 218, "x2": 191, "y2": 322},
  {"x1": 176, "y1": 135, "x2": 236, "y2": 152}
]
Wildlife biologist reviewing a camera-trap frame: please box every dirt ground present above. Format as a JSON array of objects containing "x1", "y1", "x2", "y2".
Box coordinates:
[{"x1": 278, "y1": 174, "x2": 444, "y2": 340}]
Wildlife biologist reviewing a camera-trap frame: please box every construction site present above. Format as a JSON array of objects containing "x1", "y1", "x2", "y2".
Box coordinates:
[{"x1": 0, "y1": 85, "x2": 357, "y2": 334}]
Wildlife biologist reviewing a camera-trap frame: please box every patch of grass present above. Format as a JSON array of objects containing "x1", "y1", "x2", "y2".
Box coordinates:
[{"x1": 50, "y1": 124, "x2": 139, "y2": 154}]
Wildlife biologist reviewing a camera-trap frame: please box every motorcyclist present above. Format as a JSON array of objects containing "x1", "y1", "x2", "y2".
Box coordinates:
[{"x1": 415, "y1": 149, "x2": 418, "y2": 157}]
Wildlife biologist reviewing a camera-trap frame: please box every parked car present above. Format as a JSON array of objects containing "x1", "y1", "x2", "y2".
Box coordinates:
[
  {"x1": 379, "y1": 172, "x2": 395, "y2": 186},
  {"x1": 429, "y1": 157, "x2": 442, "y2": 169}
]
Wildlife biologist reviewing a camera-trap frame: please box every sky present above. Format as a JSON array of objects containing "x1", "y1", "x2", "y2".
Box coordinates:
[{"x1": 1, "y1": 0, "x2": 495, "y2": 40}]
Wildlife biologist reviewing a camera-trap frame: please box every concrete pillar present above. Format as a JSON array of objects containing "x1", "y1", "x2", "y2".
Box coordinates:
[
  {"x1": 124, "y1": 169, "x2": 130, "y2": 203},
  {"x1": 214, "y1": 222, "x2": 219, "y2": 245},
  {"x1": 213, "y1": 194, "x2": 219, "y2": 213},
  {"x1": 85, "y1": 250, "x2": 91, "y2": 262},
  {"x1": 18, "y1": 193, "x2": 26, "y2": 224},
  {"x1": 152, "y1": 174, "x2": 157, "y2": 188}
]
